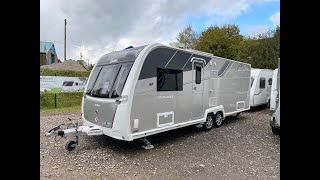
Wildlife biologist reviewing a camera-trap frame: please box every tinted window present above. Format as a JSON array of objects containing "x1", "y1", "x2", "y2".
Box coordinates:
[
  {"x1": 157, "y1": 68, "x2": 183, "y2": 91},
  {"x1": 251, "y1": 77, "x2": 254, "y2": 87},
  {"x1": 139, "y1": 48, "x2": 176, "y2": 80},
  {"x1": 91, "y1": 64, "x2": 121, "y2": 98},
  {"x1": 109, "y1": 63, "x2": 133, "y2": 98},
  {"x1": 85, "y1": 66, "x2": 102, "y2": 94},
  {"x1": 268, "y1": 78, "x2": 272, "y2": 85},
  {"x1": 166, "y1": 51, "x2": 192, "y2": 70},
  {"x1": 63, "y1": 81, "x2": 73, "y2": 86},
  {"x1": 196, "y1": 66, "x2": 201, "y2": 84},
  {"x1": 260, "y1": 77, "x2": 266, "y2": 89}
]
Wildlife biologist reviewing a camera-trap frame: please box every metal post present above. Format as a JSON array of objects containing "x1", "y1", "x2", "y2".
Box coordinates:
[
  {"x1": 64, "y1": 19, "x2": 67, "y2": 61},
  {"x1": 54, "y1": 93, "x2": 57, "y2": 109}
]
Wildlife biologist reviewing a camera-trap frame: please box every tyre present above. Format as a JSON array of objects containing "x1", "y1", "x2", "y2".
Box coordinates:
[
  {"x1": 65, "y1": 140, "x2": 77, "y2": 151},
  {"x1": 202, "y1": 114, "x2": 214, "y2": 131},
  {"x1": 272, "y1": 127, "x2": 280, "y2": 135},
  {"x1": 213, "y1": 112, "x2": 223, "y2": 128}
]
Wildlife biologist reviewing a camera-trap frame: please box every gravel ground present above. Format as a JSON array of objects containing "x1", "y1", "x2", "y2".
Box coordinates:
[{"x1": 40, "y1": 107, "x2": 280, "y2": 180}]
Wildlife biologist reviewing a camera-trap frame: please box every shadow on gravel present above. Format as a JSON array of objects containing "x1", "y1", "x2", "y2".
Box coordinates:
[
  {"x1": 248, "y1": 105, "x2": 268, "y2": 112},
  {"x1": 77, "y1": 114, "x2": 249, "y2": 154},
  {"x1": 222, "y1": 114, "x2": 246, "y2": 126},
  {"x1": 80, "y1": 125, "x2": 205, "y2": 154}
]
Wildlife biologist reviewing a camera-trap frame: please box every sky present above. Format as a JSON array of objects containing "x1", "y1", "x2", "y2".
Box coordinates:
[{"x1": 40, "y1": 0, "x2": 280, "y2": 64}]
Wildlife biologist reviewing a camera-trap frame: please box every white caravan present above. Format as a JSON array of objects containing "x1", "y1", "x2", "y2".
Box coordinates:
[
  {"x1": 270, "y1": 104, "x2": 280, "y2": 135},
  {"x1": 250, "y1": 69, "x2": 274, "y2": 107},
  {"x1": 45, "y1": 43, "x2": 251, "y2": 151},
  {"x1": 61, "y1": 81, "x2": 83, "y2": 92},
  {"x1": 270, "y1": 59, "x2": 280, "y2": 111}
]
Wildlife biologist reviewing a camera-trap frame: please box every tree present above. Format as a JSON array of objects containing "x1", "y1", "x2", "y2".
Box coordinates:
[
  {"x1": 194, "y1": 24, "x2": 243, "y2": 60},
  {"x1": 89, "y1": 64, "x2": 95, "y2": 70},
  {"x1": 176, "y1": 25, "x2": 197, "y2": 49},
  {"x1": 238, "y1": 27, "x2": 280, "y2": 69}
]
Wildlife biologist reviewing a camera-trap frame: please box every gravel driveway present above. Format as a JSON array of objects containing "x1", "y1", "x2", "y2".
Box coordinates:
[{"x1": 40, "y1": 108, "x2": 280, "y2": 180}]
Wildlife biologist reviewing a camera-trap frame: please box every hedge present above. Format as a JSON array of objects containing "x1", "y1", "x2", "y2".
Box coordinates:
[
  {"x1": 40, "y1": 69, "x2": 91, "y2": 77},
  {"x1": 40, "y1": 92, "x2": 83, "y2": 110}
]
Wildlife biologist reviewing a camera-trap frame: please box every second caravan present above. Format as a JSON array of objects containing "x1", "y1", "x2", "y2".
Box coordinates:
[{"x1": 250, "y1": 69, "x2": 274, "y2": 107}]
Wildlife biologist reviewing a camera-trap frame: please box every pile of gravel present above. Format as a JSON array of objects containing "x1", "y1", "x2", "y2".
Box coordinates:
[{"x1": 40, "y1": 60, "x2": 88, "y2": 72}]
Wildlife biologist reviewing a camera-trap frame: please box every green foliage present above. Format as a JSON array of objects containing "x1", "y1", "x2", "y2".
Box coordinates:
[
  {"x1": 176, "y1": 25, "x2": 197, "y2": 49},
  {"x1": 40, "y1": 68, "x2": 91, "y2": 77},
  {"x1": 194, "y1": 24, "x2": 243, "y2": 60},
  {"x1": 89, "y1": 64, "x2": 95, "y2": 70},
  {"x1": 238, "y1": 26, "x2": 280, "y2": 69},
  {"x1": 177, "y1": 24, "x2": 280, "y2": 69},
  {"x1": 40, "y1": 92, "x2": 83, "y2": 110}
]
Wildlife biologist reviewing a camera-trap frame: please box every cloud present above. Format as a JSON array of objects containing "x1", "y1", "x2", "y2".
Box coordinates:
[
  {"x1": 269, "y1": 11, "x2": 280, "y2": 27},
  {"x1": 41, "y1": 0, "x2": 278, "y2": 63},
  {"x1": 243, "y1": 25, "x2": 270, "y2": 37}
]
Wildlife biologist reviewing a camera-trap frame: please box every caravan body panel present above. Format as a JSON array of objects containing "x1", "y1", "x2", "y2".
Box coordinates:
[{"x1": 82, "y1": 44, "x2": 251, "y2": 141}]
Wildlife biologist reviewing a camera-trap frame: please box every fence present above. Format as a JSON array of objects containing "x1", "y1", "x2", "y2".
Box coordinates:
[{"x1": 40, "y1": 92, "x2": 83, "y2": 110}]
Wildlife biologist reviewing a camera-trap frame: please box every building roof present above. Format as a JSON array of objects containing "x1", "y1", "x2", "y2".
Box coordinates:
[{"x1": 40, "y1": 41, "x2": 54, "y2": 53}]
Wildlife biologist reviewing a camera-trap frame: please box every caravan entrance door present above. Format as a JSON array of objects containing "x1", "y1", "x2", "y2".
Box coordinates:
[{"x1": 191, "y1": 60, "x2": 204, "y2": 119}]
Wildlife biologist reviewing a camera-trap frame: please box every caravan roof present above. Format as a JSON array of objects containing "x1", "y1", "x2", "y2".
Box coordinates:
[{"x1": 251, "y1": 69, "x2": 273, "y2": 77}]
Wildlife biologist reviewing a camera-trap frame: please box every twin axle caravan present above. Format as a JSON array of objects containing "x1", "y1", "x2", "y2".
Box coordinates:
[{"x1": 45, "y1": 43, "x2": 251, "y2": 151}]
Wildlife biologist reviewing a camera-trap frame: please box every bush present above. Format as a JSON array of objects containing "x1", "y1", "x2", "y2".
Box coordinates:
[
  {"x1": 40, "y1": 92, "x2": 83, "y2": 110},
  {"x1": 40, "y1": 69, "x2": 91, "y2": 77}
]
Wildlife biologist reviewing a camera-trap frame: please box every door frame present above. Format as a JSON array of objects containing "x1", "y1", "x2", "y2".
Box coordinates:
[{"x1": 190, "y1": 57, "x2": 206, "y2": 119}]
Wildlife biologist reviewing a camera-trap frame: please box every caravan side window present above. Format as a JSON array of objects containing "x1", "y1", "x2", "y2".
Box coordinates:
[
  {"x1": 157, "y1": 68, "x2": 183, "y2": 91},
  {"x1": 268, "y1": 78, "x2": 272, "y2": 85},
  {"x1": 260, "y1": 77, "x2": 266, "y2": 89},
  {"x1": 195, "y1": 66, "x2": 201, "y2": 84}
]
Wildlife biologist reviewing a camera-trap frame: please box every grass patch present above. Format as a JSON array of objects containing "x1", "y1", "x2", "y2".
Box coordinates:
[
  {"x1": 40, "y1": 88, "x2": 85, "y2": 94},
  {"x1": 40, "y1": 68, "x2": 90, "y2": 77},
  {"x1": 40, "y1": 92, "x2": 83, "y2": 110}
]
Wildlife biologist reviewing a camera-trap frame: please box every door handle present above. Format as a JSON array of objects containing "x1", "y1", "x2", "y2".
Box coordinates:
[{"x1": 193, "y1": 87, "x2": 197, "y2": 91}]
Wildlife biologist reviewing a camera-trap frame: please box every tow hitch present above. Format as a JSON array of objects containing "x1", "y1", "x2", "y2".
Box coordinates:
[{"x1": 45, "y1": 117, "x2": 103, "y2": 151}]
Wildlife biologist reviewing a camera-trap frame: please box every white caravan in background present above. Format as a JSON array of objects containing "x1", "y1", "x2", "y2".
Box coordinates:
[
  {"x1": 250, "y1": 69, "x2": 274, "y2": 107},
  {"x1": 270, "y1": 59, "x2": 280, "y2": 111},
  {"x1": 270, "y1": 58, "x2": 280, "y2": 135},
  {"x1": 61, "y1": 81, "x2": 83, "y2": 92}
]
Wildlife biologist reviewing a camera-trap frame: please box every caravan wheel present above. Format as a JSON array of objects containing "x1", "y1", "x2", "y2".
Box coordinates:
[
  {"x1": 213, "y1": 112, "x2": 223, "y2": 128},
  {"x1": 202, "y1": 114, "x2": 214, "y2": 131},
  {"x1": 65, "y1": 140, "x2": 77, "y2": 151}
]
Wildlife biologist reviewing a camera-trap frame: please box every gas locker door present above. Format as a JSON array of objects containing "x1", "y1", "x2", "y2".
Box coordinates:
[{"x1": 191, "y1": 60, "x2": 204, "y2": 119}]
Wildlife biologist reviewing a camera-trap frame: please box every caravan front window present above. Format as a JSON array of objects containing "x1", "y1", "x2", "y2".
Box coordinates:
[
  {"x1": 109, "y1": 63, "x2": 133, "y2": 98},
  {"x1": 86, "y1": 63, "x2": 133, "y2": 98},
  {"x1": 91, "y1": 64, "x2": 121, "y2": 98}
]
